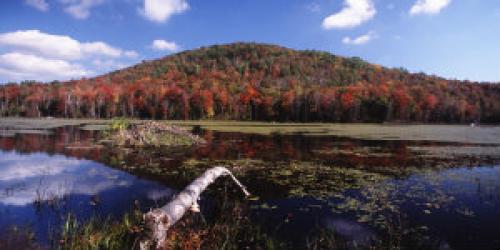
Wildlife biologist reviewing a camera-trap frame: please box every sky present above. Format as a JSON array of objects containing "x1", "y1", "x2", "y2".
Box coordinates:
[{"x1": 0, "y1": 0, "x2": 499, "y2": 83}]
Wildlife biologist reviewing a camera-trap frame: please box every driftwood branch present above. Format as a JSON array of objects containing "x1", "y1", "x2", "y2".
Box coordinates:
[{"x1": 141, "y1": 166, "x2": 250, "y2": 249}]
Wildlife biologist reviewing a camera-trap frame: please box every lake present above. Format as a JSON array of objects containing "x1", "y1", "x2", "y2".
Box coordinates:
[{"x1": 0, "y1": 120, "x2": 499, "y2": 249}]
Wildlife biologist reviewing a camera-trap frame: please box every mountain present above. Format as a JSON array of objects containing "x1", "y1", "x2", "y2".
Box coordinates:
[{"x1": 1, "y1": 42, "x2": 500, "y2": 123}]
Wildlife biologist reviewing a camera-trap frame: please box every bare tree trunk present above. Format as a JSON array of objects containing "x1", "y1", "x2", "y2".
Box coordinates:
[{"x1": 141, "y1": 166, "x2": 250, "y2": 250}]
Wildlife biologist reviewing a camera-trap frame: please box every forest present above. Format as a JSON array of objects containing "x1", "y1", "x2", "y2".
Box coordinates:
[{"x1": 1, "y1": 42, "x2": 500, "y2": 123}]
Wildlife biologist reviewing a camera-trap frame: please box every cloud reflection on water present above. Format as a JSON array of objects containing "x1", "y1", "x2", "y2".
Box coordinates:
[{"x1": 0, "y1": 151, "x2": 172, "y2": 206}]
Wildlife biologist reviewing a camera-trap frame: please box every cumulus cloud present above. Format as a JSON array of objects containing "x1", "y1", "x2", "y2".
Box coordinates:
[
  {"x1": 0, "y1": 30, "x2": 139, "y2": 82},
  {"x1": 0, "y1": 53, "x2": 90, "y2": 81},
  {"x1": 0, "y1": 30, "x2": 135, "y2": 60},
  {"x1": 151, "y1": 39, "x2": 179, "y2": 51},
  {"x1": 322, "y1": 0, "x2": 376, "y2": 29},
  {"x1": 92, "y1": 59, "x2": 129, "y2": 71},
  {"x1": 0, "y1": 30, "x2": 87, "y2": 60},
  {"x1": 124, "y1": 50, "x2": 139, "y2": 58},
  {"x1": 60, "y1": 0, "x2": 105, "y2": 19},
  {"x1": 141, "y1": 0, "x2": 189, "y2": 23},
  {"x1": 81, "y1": 41, "x2": 122, "y2": 58},
  {"x1": 342, "y1": 31, "x2": 376, "y2": 45},
  {"x1": 410, "y1": 0, "x2": 451, "y2": 15},
  {"x1": 25, "y1": 0, "x2": 49, "y2": 12}
]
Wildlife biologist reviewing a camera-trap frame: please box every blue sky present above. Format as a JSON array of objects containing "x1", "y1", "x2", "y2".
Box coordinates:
[{"x1": 0, "y1": 0, "x2": 499, "y2": 83}]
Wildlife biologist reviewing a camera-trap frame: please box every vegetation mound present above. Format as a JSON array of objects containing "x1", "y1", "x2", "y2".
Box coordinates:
[{"x1": 106, "y1": 120, "x2": 205, "y2": 147}]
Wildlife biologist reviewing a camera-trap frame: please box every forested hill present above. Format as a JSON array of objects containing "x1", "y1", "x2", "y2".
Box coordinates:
[{"x1": 1, "y1": 42, "x2": 500, "y2": 123}]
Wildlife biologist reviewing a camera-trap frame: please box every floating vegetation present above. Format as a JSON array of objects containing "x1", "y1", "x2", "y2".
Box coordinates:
[
  {"x1": 166, "y1": 121, "x2": 500, "y2": 144},
  {"x1": 313, "y1": 146, "x2": 394, "y2": 158},
  {"x1": 409, "y1": 145, "x2": 500, "y2": 158}
]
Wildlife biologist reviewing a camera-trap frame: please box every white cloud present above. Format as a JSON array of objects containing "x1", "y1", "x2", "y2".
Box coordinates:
[
  {"x1": 60, "y1": 0, "x2": 105, "y2": 19},
  {"x1": 92, "y1": 59, "x2": 128, "y2": 70},
  {"x1": 0, "y1": 30, "x2": 83, "y2": 60},
  {"x1": 409, "y1": 0, "x2": 451, "y2": 16},
  {"x1": 27, "y1": 0, "x2": 106, "y2": 19},
  {"x1": 342, "y1": 31, "x2": 376, "y2": 45},
  {"x1": 124, "y1": 50, "x2": 139, "y2": 58},
  {"x1": 0, "y1": 30, "x2": 134, "y2": 60},
  {"x1": 25, "y1": 0, "x2": 49, "y2": 12},
  {"x1": 322, "y1": 0, "x2": 376, "y2": 29},
  {"x1": 0, "y1": 30, "x2": 139, "y2": 82},
  {"x1": 82, "y1": 41, "x2": 122, "y2": 58},
  {"x1": 151, "y1": 39, "x2": 179, "y2": 51},
  {"x1": 141, "y1": 0, "x2": 189, "y2": 23},
  {"x1": 0, "y1": 53, "x2": 90, "y2": 81}
]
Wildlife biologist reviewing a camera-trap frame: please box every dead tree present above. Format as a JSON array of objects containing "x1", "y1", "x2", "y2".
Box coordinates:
[{"x1": 141, "y1": 166, "x2": 250, "y2": 249}]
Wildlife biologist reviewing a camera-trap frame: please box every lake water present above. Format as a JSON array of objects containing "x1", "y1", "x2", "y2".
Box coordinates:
[{"x1": 0, "y1": 125, "x2": 499, "y2": 249}]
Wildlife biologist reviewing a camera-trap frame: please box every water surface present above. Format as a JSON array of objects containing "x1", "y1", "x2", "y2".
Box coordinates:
[{"x1": 0, "y1": 125, "x2": 499, "y2": 249}]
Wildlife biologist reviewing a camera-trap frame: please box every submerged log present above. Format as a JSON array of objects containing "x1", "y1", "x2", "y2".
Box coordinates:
[{"x1": 141, "y1": 166, "x2": 250, "y2": 250}]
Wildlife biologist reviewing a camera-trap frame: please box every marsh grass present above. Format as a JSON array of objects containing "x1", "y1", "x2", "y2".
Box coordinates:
[
  {"x1": 0, "y1": 226, "x2": 41, "y2": 250},
  {"x1": 164, "y1": 202, "x2": 288, "y2": 250},
  {"x1": 0, "y1": 118, "x2": 110, "y2": 130},
  {"x1": 54, "y1": 211, "x2": 144, "y2": 250},
  {"x1": 49, "y1": 191, "x2": 288, "y2": 250}
]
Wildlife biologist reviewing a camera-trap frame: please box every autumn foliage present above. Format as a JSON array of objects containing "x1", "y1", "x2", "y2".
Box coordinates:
[{"x1": 1, "y1": 43, "x2": 500, "y2": 123}]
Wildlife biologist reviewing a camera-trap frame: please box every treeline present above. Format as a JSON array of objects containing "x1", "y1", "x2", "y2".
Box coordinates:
[{"x1": 1, "y1": 43, "x2": 500, "y2": 123}]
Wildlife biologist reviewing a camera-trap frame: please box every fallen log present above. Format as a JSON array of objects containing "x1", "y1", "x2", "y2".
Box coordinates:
[{"x1": 141, "y1": 166, "x2": 250, "y2": 250}]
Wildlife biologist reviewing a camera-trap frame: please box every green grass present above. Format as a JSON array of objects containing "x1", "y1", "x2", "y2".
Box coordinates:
[{"x1": 54, "y1": 212, "x2": 144, "y2": 250}]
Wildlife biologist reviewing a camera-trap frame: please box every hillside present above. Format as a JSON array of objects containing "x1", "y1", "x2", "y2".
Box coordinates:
[{"x1": 1, "y1": 42, "x2": 500, "y2": 123}]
